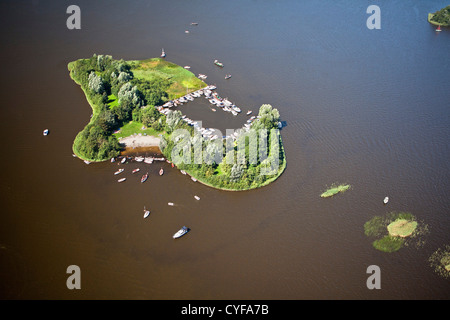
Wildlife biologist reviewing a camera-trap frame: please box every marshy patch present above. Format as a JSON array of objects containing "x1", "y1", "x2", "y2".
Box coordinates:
[
  {"x1": 429, "y1": 244, "x2": 450, "y2": 279},
  {"x1": 320, "y1": 183, "x2": 351, "y2": 198},
  {"x1": 364, "y1": 211, "x2": 429, "y2": 253}
]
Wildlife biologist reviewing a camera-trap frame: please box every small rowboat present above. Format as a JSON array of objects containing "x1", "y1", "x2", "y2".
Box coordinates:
[
  {"x1": 132, "y1": 168, "x2": 140, "y2": 174},
  {"x1": 383, "y1": 197, "x2": 389, "y2": 204},
  {"x1": 180, "y1": 170, "x2": 187, "y2": 175},
  {"x1": 194, "y1": 195, "x2": 200, "y2": 200},
  {"x1": 225, "y1": 74, "x2": 232, "y2": 80},
  {"x1": 118, "y1": 178, "x2": 126, "y2": 183},
  {"x1": 143, "y1": 207, "x2": 150, "y2": 219},
  {"x1": 121, "y1": 157, "x2": 127, "y2": 164},
  {"x1": 141, "y1": 172, "x2": 148, "y2": 183},
  {"x1": 214, "y1": 59, "x2": 224, "y2": 68},
  {"x1": 84, "y1": 160, "x2": 91, "y2": 165},
  {"x1": 191, "y1": 177, "x2": 197, "y2": 182},
  {"x1": 173, "y1": 226, "x2": 189, "y2": 239},
  {"x1": 43, "y1": 129, "x2": 49, "y2": 136},
  {"x1": 114, "y1": 168, "x2": 124, "y2": 175},
  {"x1": 159, "y1": 168, "x2": 164, "y2": 176}
]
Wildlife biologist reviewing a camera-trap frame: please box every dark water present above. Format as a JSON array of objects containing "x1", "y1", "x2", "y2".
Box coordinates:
[{"x1": 0, "y1": 0, "x2": 449, "y2": 299}]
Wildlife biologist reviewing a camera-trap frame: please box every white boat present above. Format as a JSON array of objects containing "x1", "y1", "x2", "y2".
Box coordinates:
[
  {"x1": 180, "y1": 170, "x2": 187, "y2": 175},
  {"x1": 185, "y1": 30, "x2": 190, "y2": 34},
  {"x1": 168, "y1": 202, "x2": 174, "y2": 206},
  {"x1": 144, "y1": 157, "x2": 153, "y2": 164},
  {"x1": 143, "y1": 207, "x2": 150, "y2": 219},
  {"x1": 132, "y1": 168, "x2": 140, "y2": 174},
  {"x1": 111, "y1": 157, "x2": 115, "y2": 163},
  {"x1": 114, "y1": 168, "x2": 124, "y2": 175},
  {"x1": 173, "y1": 226, "x2": 189, "y2": 239},
  {"x1": 383, "y1": 197, "x2": 389, "y2": 204},
  {"x1": 225, "y1": 74, "x2": 232, "y2": 80},
  {"x1": 135, "y1": 156, "x2": 144, "y2": 162},
  {"x1": 184, "y1": 66, "x2": 191, "y2": 69},
  {"x1": 246, "y1": 111, "x2": 252, "y2": 115},
  {"x1": 436, "y1": 25, "x2": 442, "y2": 32},
  {"x1": 191, "y1": 22, "x2": 198, "y2": 26},
  {"x1": 118, "y1": 178, "x2": 126, "y2": 183},
  {"x1": 191, "y1": 177, "x2": 197, "y2": 182},
  {"x1": 161, "y1": 48, "x2": 166, "y2": 58},
  {"x1": 121, "y1": 157, "x2": 127, "y2": 164},
  {"x1": 194, "y1": 195, "x2": 200, "y2": 200},
  {"x1": 84, "y1": 160, "x2": 91, "y2": 165},
  {"x1": 43, "y1": 129, "x2": 49, "y2": 136}
]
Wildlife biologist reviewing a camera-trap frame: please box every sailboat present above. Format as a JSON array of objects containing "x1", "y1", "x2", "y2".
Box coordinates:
[
  {"x1": 436, "y1": 25, "x2": 442, "y2": 32},
  {"x1": 161, "y1": 48, "x2": 166, "y2": 58}
]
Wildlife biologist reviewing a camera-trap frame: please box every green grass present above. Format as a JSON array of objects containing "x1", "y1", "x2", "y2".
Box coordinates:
[
  {"x1": 373, "y1": 235, "x2": 404, "y2": 253},
  {"x1": 130, "y1": 58, "x2": 206, "y2": 99},
  {"x1": 320, "y1": 184, "x2": 350, "y2": 198},
  {"x1": 113, "y1": 121, "x2": 162, "y2": 139}
]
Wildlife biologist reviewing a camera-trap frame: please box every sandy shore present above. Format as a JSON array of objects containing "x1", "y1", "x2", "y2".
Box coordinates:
[{"x1": 118, "y1": 135, "x2": 161, "y2": 148}]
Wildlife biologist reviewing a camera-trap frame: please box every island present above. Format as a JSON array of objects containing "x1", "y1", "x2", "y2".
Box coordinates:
[
  {"x1": 68, "y1": 54, "x2": 286, "y2": 191},
  {"x1": 428, "y1": 5, "x2": 450, "y2": 26}
]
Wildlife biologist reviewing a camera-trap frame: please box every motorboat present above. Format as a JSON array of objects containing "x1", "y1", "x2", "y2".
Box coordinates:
[
  {"x1": 143, "y1": 207, "x2": 150, "y2": 219},
  {"x1": 225, "y1": 74, "x2": 232, "y2": 80},
  {"x1": 161, "y1": 48, "x2": 166, "y2": 58},
  {"x1": 141, "y1": 172, "x2": 148, "y2": 183},
  {"x1": 184, "y1": 66, "x2": 191, "y2": 69},
  {"x1": 173, "y1": 226, "x2": 190, "y2": 239},
  {"x1": 191, "y1": 177, "x2": 197, "y2": 182},
  {"x1": 118, "y1": 178, "x2": 126, "y2": 183},
  {"x1": 135, "y1": 156, "x2": 144, "y2": 162},
  {"x1": 111, "y1": 157, "x2": 115, "y2": 163},
  {"x1": 132, "y1": 168, "x2": 140, "y2": 174},
  {"x1": 168, "y1": 202, "x2": 174, "y2": 206},
  {"x1": 121, "y1": 157, "x2": 127, "y2": 164},
  {"x1": 144, "y1": 157, "x2": 153, "y2": 164},
  {"x1": 384, "y1": 197, "x2": 389, "y2": 204},
  {"x1": 114, "y1": 168, "x2": 124, "y2": 175},
  {"x1": 194, "y1": 195, "x2": 200, "y2": 200},
  {"x1": 214, "y1": 59, "x2": 224, "y2": 67},
  {"x1": 43, "y1": 129, "x2": 49, "y2": 136},
  {"x1": 180, "y1": 170, "x2": 187, "y2": 175},
  {"x1": 159, "y1": 168, "x2": 164, "y2": 176},
  {"x1": 246, "y1": 111, "x2": 252, "y2": 115},
  {"x1": 84, "y1": 160, "x2": 91, "y2": 165},
  {"x1": 191, "y1": 22, "x2": 198, "y2": 26}
]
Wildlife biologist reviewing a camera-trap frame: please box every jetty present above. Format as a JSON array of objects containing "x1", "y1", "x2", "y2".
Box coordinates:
[{"x1": 155, "y1": 85, "x2": 257, "y2": 142}]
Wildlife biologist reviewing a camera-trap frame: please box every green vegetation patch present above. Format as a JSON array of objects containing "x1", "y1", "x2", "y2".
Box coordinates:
[
  {"x1": 130, "y1": 58, "x2": 206, "y2": 99},
  {"x1": 428, "y1": 5, "x2": 450, "y2": 26},
  {"x1": 364, "y1": 212, "x2": 428, "y2": 253},
  {"x1": 429, "y1": 245, "x2": 450, "y2": 279},
  {"x1": 320, "y1": 184, "x2": 350, "y2": 198}
]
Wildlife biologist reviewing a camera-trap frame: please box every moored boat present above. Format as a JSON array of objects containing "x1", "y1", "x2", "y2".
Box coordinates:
[
  {"x1": 194, "y1": 195, "x2": 200, "y2": 200},
  {"x1": 168, "y1": 202, "x2": 174, "y2": 206},
  {"x1": 118, "y1": 178, "x2": 126, "y2": 183},
  {"x1": 114, "y1": 168, "x2": 124, "y2": 175},
  {"x1": 225, "y1": 74, "x2": 232, "y2": 79},
  {"x1": 173, "y1": 226, "x2": 190, "y2": 239},
  {"x1": 161, "y1": 48, "x2": 166, "y2": 58},
  {"x1": 246, "y1": 110, "x2": 252, "y2": 115},
  {"x1": 159, "y1": 168, "x2": 164, "y2": 175},
  {"x1": 121, "y1": 157, "x2": 127, "y2": 164},
  {"x1": 384, "y1": 196, "x2": 389, "y2": 204},
  {"x1": 141, "y1": 172, "x2": 149, "y2": 183},
  {"x1": 135, "y1": 156, "x2": 144, "y2": 162},
  {"x1": 43, "y1": 129, "x2": 49, "y2": 136},
  {"x1": 84, "y1": 160, "x2": 91, "y2": 165},
  {"x1": 132, "y1": 168, "x2": 140, "y2": 174}
]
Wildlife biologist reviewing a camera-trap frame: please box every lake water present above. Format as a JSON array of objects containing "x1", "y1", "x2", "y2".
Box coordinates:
[{"x1": 0, "y1": 0, "x2": 449, "y2": 299}]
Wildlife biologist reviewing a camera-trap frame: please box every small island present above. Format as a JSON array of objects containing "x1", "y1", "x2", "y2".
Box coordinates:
[
  {"x1": 428, "y1": 5, "x2": 450, "y2": 26},
  {"x1": 68, "y1": 54, "x2": 286, "y2": 191}
]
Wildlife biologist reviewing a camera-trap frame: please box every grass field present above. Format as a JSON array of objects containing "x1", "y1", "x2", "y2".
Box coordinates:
[
  {"x1": 113, "y1": 121, "x2": 162, "y2": 139},
  {"x1": 130, "y1": 58, "x2": 206, "y2": 100}
]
